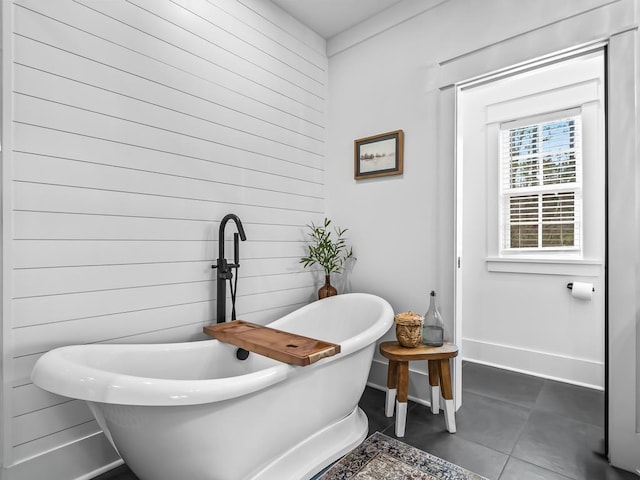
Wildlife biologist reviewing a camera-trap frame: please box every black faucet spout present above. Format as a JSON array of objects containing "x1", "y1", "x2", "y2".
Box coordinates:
[{"x1": 218, "y1": 214, "x2": 246, "y2": 261}]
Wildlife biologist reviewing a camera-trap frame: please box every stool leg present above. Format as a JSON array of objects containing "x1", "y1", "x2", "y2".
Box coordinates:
[
  {"x1": 395, "y1": 401, "x2": 407, "y2": 437},
  {"x1": 439, "y1": 358, "x2": 456, "y2": 433},
  {"x1": 427, "y1": 360, "x2": 440, "y2": 414},
  {"x1": 395, "y1": 361, "x2": 409, "y2": 437},
  {"x1": 385, "y1": 360, "x2": 398, "y2": 417}
]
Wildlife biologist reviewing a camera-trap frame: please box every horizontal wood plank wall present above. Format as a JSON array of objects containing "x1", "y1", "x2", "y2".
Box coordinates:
[{"x1": 5, "y1": 0, "x2": 327, "y2": 472}]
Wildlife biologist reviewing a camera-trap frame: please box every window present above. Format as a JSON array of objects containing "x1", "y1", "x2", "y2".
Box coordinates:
[{"x1": 500, "y1": 112, "x2": 582, "y2": 254}]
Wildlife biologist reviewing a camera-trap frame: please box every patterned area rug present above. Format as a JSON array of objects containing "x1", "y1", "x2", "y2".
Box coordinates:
[{"x1": 318, "y1": 432, "x2": 488, "y2": 480}]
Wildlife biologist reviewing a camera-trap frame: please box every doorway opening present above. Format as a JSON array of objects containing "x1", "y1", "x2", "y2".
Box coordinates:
[{"x1": 455, "y1": 47, "x2": 606, "y2": 396}]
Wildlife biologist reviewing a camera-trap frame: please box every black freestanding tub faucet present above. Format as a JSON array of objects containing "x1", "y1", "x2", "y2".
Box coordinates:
[{"x1": 213, "y1": 214, "x2": 247, "y2": 323}]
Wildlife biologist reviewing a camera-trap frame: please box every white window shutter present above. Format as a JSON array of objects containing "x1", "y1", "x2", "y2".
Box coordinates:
[{"x1": 500, "y1": 114, "x2": 582, "y2": 253}]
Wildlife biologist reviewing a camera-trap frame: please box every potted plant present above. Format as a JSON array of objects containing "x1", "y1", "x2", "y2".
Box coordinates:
[{"x1": 300, "y1": 217, "x2": 353, "y2": 299}]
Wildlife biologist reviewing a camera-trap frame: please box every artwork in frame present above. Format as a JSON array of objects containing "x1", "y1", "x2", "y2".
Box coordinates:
[{"x1": 354, "y1": 130, "x2": 404, "y2": 180}]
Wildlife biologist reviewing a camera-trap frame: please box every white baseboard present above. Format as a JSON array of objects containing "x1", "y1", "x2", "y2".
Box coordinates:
[
  {"x1": 4, "y1": 432, "x2": 121, "y2": 480},
  {"x1": 462, "y1": 338, "x2": 604, "y2": 390}
]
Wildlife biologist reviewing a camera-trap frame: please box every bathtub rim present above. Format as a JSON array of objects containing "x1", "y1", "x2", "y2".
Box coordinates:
[
  {"x1": 31, "y1": 341, "x2": 294, "y2": 406},
  {"x1": 30, "y1": 293, "x2": 394, "y2": 406},
  {"x1": 267, "y1": 293, "x2": 394, "y2": 356}
]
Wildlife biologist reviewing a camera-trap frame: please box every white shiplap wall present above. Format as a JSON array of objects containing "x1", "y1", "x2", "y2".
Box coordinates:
[{"x1": 2, "y1": 0, "x2": 327, "y2": 477}]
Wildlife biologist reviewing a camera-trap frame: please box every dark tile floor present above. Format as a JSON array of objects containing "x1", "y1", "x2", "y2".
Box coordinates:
[
  {"x1": 95, "y1": 362, "x2": 637, "y2": 480},
  {"x1": 363, "y1": 362, "x2": 635, "y2": 480}
]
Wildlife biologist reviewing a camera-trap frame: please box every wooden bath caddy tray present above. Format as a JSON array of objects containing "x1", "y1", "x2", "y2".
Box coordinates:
[{"x1": 203, "y1": 320, "x2": 341, "y2": 366}]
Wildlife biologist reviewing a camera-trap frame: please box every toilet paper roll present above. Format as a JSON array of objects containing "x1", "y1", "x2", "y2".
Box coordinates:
[{"x1": 571, "y1": 281, "x2": 594, "y2": 301}]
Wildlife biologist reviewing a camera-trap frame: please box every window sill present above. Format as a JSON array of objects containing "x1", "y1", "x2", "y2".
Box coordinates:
[{"x1": 486, "y1": 257, "x2": 603, "y2": 276}]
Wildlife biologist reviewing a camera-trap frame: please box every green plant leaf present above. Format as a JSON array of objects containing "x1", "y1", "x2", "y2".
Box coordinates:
[{"x1": 299, "y1": 217, "x2": 353, "y2": 276}]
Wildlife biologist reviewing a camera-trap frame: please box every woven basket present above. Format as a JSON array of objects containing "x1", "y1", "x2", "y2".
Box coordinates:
[{"x1": 394, "y1": 311, "x2": 424, "y2": 348}]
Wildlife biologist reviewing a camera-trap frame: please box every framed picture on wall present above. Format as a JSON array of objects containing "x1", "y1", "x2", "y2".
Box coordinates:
[{"x1": 354, "y1": 130, "x2": 404, "y2": 180}]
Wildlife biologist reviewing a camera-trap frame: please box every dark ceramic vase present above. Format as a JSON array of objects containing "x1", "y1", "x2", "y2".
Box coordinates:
[{"x1": 318, "y1": 275, "x2": 338, "y2": 299}]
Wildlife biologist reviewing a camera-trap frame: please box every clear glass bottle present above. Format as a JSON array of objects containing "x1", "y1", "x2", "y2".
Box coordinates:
[{"x1": 423, "y1": 290, "x2": 444, "y2": 346}]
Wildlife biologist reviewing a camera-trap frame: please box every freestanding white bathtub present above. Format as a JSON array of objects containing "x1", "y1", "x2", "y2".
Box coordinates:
[{"x1": 31, "y1": 293, "x2": 394, "y2": 480}]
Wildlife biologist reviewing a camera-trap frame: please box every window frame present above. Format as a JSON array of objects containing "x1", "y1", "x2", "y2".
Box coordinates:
[{"x1": 498, "y1": 109, "x2": 583, "y2": 258}]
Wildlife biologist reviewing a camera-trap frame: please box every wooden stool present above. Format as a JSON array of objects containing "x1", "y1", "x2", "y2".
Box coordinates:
[{"x1": 379, "y1": 341, "x2": 458, "y2": 437}]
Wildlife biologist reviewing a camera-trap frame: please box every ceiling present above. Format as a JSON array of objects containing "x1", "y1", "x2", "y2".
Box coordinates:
[{"x1": 269, "y1": 0, "x2": 405, "y2": 39}]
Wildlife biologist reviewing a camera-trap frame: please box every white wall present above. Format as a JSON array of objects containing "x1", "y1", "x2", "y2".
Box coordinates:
[
  {"x1": 327, "y1": 0, "x2": 619, "y2": 321},
  {"x1": 1, "y1": 1, "x2": 326, "y2": 478},
  {"x1": 326, "y1": 0, "x2": 637, "y2": 401}
]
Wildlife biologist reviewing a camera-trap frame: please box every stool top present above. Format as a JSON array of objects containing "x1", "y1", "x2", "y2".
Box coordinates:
[{"x1": 379, "y1": 341, "x2": 458, "y2": 361}]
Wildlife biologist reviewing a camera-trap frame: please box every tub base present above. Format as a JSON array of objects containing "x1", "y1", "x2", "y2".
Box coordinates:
[{"x1": 249, "y1": 406, "x2": 368, "y2": 480}]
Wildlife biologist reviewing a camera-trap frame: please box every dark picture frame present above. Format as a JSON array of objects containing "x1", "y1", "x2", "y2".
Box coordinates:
[{"x1": 354, "y1": 130, "x2": 404, "y2": 180}]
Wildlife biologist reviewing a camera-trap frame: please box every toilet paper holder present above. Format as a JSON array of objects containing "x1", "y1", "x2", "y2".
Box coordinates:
[{"x1": 566, "y1": 282, "x2": 595, "y2": 292}]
